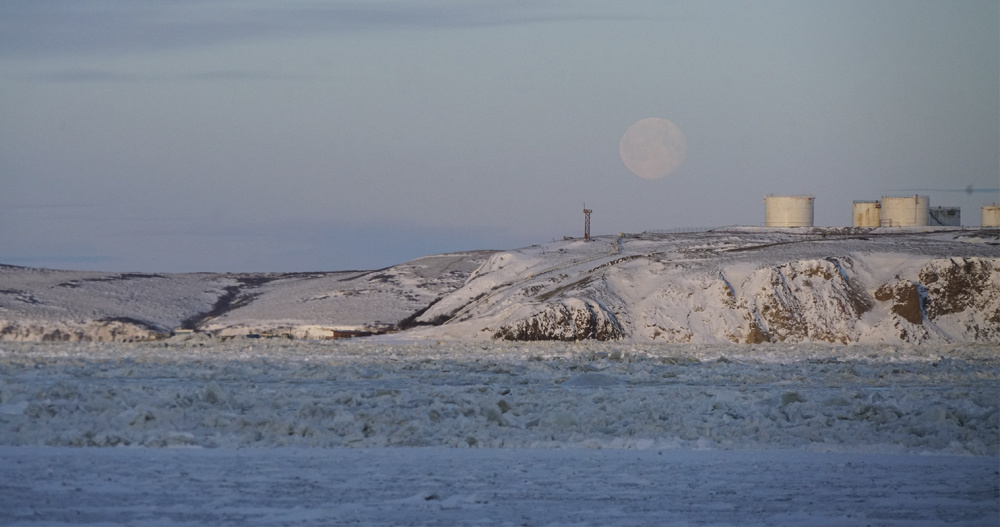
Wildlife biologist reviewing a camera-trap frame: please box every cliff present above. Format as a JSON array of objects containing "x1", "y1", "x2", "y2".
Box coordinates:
[{"x1": 410, "y1": 229, "x2": 1000, "y2": 344}]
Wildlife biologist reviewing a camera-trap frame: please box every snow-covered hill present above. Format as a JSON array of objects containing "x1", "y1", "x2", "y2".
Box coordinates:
[
  {"x1": 408, "y1": 229, "x2": 1000, "y2": 344},
  {"x1": 0, "y1": 267, "x2": 231, "y2": 341},
  {"x1": 0, "y1": 251, "x2": 494, "y2": 342},
  {"x1": 2, "y1": 229, "x2": 998, "y2": 344}
]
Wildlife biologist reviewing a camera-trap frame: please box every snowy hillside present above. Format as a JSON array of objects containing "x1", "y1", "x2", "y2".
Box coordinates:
[
  {"x1": 0, "y1": 267, "x2": 232, "y2": 341},
  {"x1": 0, "y1": 251, "x2": 494, "y2": 342},
  {"x1": 409, "y1": 229, "x2": 1000, "y2": 344},
  {"x1": 2, "y1": 229, "x2": 999, "y2": 344},
  {"x1": 200, "y1": 252, "x2": 493, "y2": 339}
]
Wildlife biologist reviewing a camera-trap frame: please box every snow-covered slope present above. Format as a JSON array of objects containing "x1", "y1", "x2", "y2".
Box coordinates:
[
  {"x1": 201, "y1": 252, "x2": 494, "y2": 338},
  {"x1": 408, "y1": 229, "x2": 1000, "y2": 344},
  {"x1": 0, "y1": 251, "x2": 494, "y2": 342},
  {"x1": 0, "y1": 267, "x2": 233, "y2": 341}
]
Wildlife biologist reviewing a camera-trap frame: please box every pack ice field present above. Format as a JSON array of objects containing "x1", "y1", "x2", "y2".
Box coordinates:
[
  {"x1": 1, "y1": 340, "x2": 996, "y2": 452},
  {"x1": 0, "y1": 340, "x2": 997, "y2": 526}
]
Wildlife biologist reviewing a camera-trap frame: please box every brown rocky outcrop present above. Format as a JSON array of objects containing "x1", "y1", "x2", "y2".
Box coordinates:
[
  {"x1": 493, "y1": 298, "x2": 624, "y2": 341},
  {"x1": 874, "y1": 280, "x2": 924, "y2": 325},
  {"x1": 741, "y1": 259, "x2": 873, "y2": 343}
]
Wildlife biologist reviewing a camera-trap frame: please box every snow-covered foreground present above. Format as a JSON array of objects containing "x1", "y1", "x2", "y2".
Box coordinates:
[
  {"x1": 2, "y1": 339, "x2": 997, "y2": 453},
  {"x1": 0, "y1": 339, "x2": 997, "y2": 525},
  {"x1": 2, "y1": 447, "x2": 996, "y2": 526}
]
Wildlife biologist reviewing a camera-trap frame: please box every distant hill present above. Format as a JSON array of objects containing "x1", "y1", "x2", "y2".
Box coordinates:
[
  {"x1": 0, "y1": 252, "x2": 494, "y2": 342},
  {"x1": 2, "y1": 230, "x2": 998, "y2": 344}
]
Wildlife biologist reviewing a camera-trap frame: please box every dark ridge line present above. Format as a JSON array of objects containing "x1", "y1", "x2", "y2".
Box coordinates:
[
  {"x1": 179, "y1": 275, "x2": 278, "y2": 330},
  {"x1": 0, "y1": 263, "x2": 41, "y2": 271},
  {"x1": 181, "y1": 286, "x2": 242, "y2": 330},
  {"x1": 57, "y1": 273, "x2": 168, "y2": 287},
  {"x1": 720, "y1": 235, "x2": 875, "y2": 254},
  {"x1": 396, "y1": 297, "x2": 449, "y2": 330},
  {"x1": 339, "y1": 267, "x2": 394, "y2": 282}
]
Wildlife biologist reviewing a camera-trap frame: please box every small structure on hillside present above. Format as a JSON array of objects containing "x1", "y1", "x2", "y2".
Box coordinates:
[
  {"x1": 929, "y1": 206, "x2": 961, "y2": 227},
  {"x1": 763, "y1": 195, "x2": 814, "y2": 227},
  {"x1": 852, "y1": 200, "x2": 881, "y2": 227},
  {"x1": 583, "y1": 204, "x2": 593, "y2": 240},
  {"x1": 880, "y1": 195, "x2": 929, "y2": 227}
]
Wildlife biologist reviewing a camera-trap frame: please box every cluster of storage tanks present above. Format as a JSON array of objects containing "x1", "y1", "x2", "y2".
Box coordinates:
[{"x1": 763, "y1": 194, "x2": 1000, "y2": 228}]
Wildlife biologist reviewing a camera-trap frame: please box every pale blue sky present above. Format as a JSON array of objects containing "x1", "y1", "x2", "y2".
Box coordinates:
[{"x1": 2, "y1": 1, "x2": 997, "y2": 272}]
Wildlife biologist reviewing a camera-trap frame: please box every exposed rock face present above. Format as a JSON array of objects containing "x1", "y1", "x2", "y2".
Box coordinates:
[
  {"x1": 493, "y1": 298, "x2": 624, "y2": 341},
  {"x1": 700, "y1": 257, "x2": 997, "y2": 344},
  {"x1": 919, "y1": 258, "x2": 1000, "y2": 341},
  {"x1": 874, "y1": 280, "x2": 924, "y2": 325},
  {"x1": 921, "y1": 258, "x2": 994, "y2": 317},
  {"x1": 0, "y1": 318, "x2": 166, "y2": 343},
  {"x1": 740, "y1": 258, "x2": 873, "y2": 344},
  {"x1": 489, "y1": 258, "x2": 886, "y2": 344}
]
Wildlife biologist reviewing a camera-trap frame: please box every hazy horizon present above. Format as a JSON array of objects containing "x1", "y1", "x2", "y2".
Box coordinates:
[{"x1": 2, "y1": 0, "x2": 998, "y2": 272}]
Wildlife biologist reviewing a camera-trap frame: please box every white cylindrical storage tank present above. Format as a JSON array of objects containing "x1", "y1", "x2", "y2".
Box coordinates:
[
  {"x1": 880, "y1": 195, "x2": 929, "y2": 227},
  {"x1": 764, "y1": 195, "x2": 814, "y2": 227},
  {"x1": 852, "y1": 200, "x2": 881, "y2": 227},
  {"x1": 928, "y1": 206, "x2": 961, "y2": 227},
  {"x1": 983, "y1": 204, "x2": 1000, "y2": 227}
]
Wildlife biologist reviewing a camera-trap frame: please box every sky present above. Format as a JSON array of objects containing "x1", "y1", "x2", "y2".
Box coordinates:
[{"x1": 2, "y1": 0, "x2": 998, "y2": 272}]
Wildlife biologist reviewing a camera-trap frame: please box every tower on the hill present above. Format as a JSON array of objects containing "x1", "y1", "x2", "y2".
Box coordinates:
[{"x1": 583, "y1": 204, "x2": 592, "y2": 241}]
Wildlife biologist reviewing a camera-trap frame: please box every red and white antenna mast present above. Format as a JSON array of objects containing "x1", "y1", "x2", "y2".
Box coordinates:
[{"x1": 583, "y1": 203, "x2": 592, "y2": 241}]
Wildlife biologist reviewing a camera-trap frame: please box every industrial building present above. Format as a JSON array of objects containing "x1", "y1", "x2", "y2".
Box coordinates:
[
  {"x1": 852, "y1": 201, "x2": 881, "y2": 227},
  {"x1": 929, "y1": 206, "x2": 961, "y2": 227},
  {"x1": 757, "y1": 193, "x2": 998, "y2": 229},
  {"x1": 880, "y1": 195, "x2": 929, "y2": 227},
  {"x1": 763, "y1": 195, "x2": 814, "y2": 227},
  {"x1": 983, "y1": 204, "x2": 1000, "y2": 227}
]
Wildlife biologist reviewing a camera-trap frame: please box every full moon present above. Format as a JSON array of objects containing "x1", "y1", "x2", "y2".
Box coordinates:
[{"x1": 619, "y1": 118, "x2": 688, "y2": 179}]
